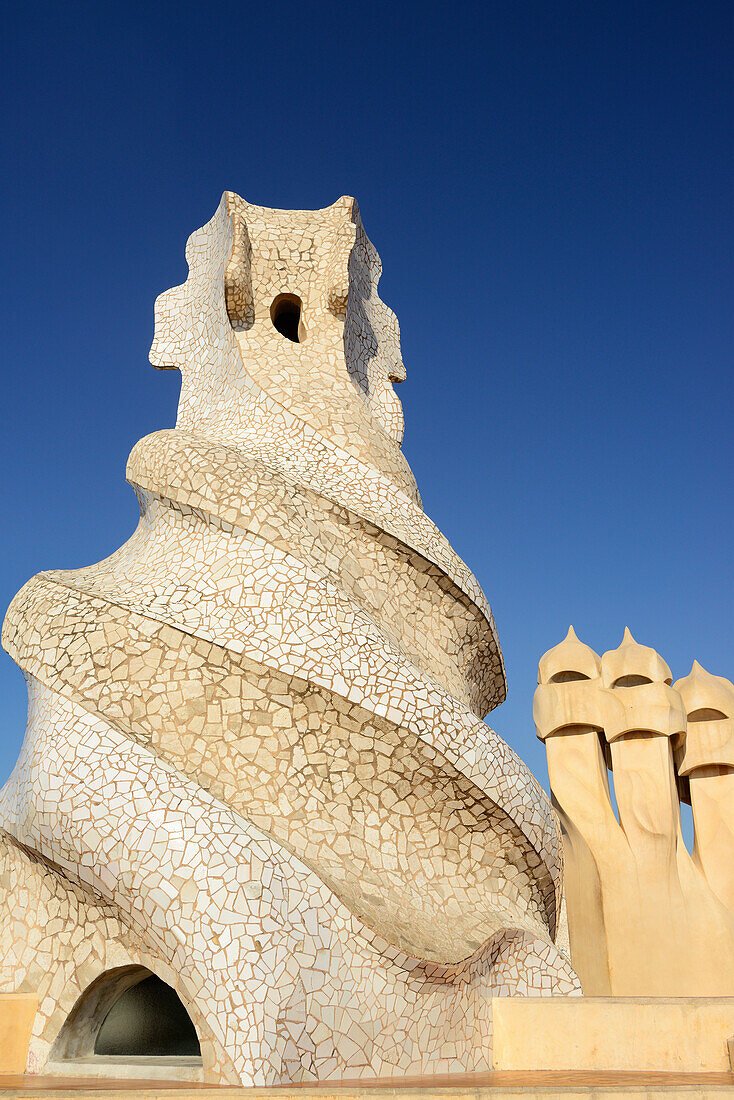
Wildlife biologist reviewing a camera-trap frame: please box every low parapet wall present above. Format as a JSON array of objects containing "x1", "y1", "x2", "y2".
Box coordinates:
[
  {"x1": 492, "y1": 996, "x2": 734, "y2": 1073},
  {"x1": 0, "y1": 994, "x2": 37, "y2": 1075}
]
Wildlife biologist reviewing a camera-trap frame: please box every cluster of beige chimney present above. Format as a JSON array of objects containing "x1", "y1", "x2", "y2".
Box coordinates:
[{"x1": 536, "y1": 626, "x2": 734, "y2": 997}]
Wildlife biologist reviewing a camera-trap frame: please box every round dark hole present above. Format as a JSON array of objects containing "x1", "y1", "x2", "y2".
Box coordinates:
[
  {"x1": 94, "y1": 974, "x2": 200, "y2": 1057},
  {"x1": 271, "y1": 294, "x2": 303, "y2": 343}
]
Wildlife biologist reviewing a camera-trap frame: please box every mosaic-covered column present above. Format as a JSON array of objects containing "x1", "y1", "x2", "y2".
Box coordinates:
[{"x1": 1, "y1": 195, "x2": 578, "y2": 1084}]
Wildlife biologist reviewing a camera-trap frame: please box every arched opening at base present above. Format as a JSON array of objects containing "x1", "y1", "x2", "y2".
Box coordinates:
[
  {"x1": 95, "y1": 973, "x2": 200, "y2": 1057},
  {"x1": 51, "y1": 965, "x2": 202, "y2": 1078}
]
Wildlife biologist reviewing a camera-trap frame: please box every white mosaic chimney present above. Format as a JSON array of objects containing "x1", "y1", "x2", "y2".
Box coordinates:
[{"x1": 0, "y1": 195, "x2": 578, "y2": 1084}]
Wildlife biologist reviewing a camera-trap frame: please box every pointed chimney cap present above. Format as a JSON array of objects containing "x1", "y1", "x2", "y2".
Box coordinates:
[
  {"x1": 538, "y1": 625, "x2": 602, "y2": 685},
  {"x1": 601, "y1": 628, "x2": 672, "y2": 688},
  {"x1": 674, "y1": 660, "x2": 734, "y2": 719}
]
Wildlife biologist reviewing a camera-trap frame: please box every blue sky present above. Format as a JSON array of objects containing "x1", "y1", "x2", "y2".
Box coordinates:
[{"x1": 1, "y1": 0, "x2": 732, "y2": 798}]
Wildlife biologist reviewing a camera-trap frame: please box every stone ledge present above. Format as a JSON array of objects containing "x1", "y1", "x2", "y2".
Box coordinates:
[
  {"x1": 45, "y1": 1059, "x2": 204, "y2": 1082},
  {"x1": 2, "y1": 1069, "x2": 734, "y2": 1098}
]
